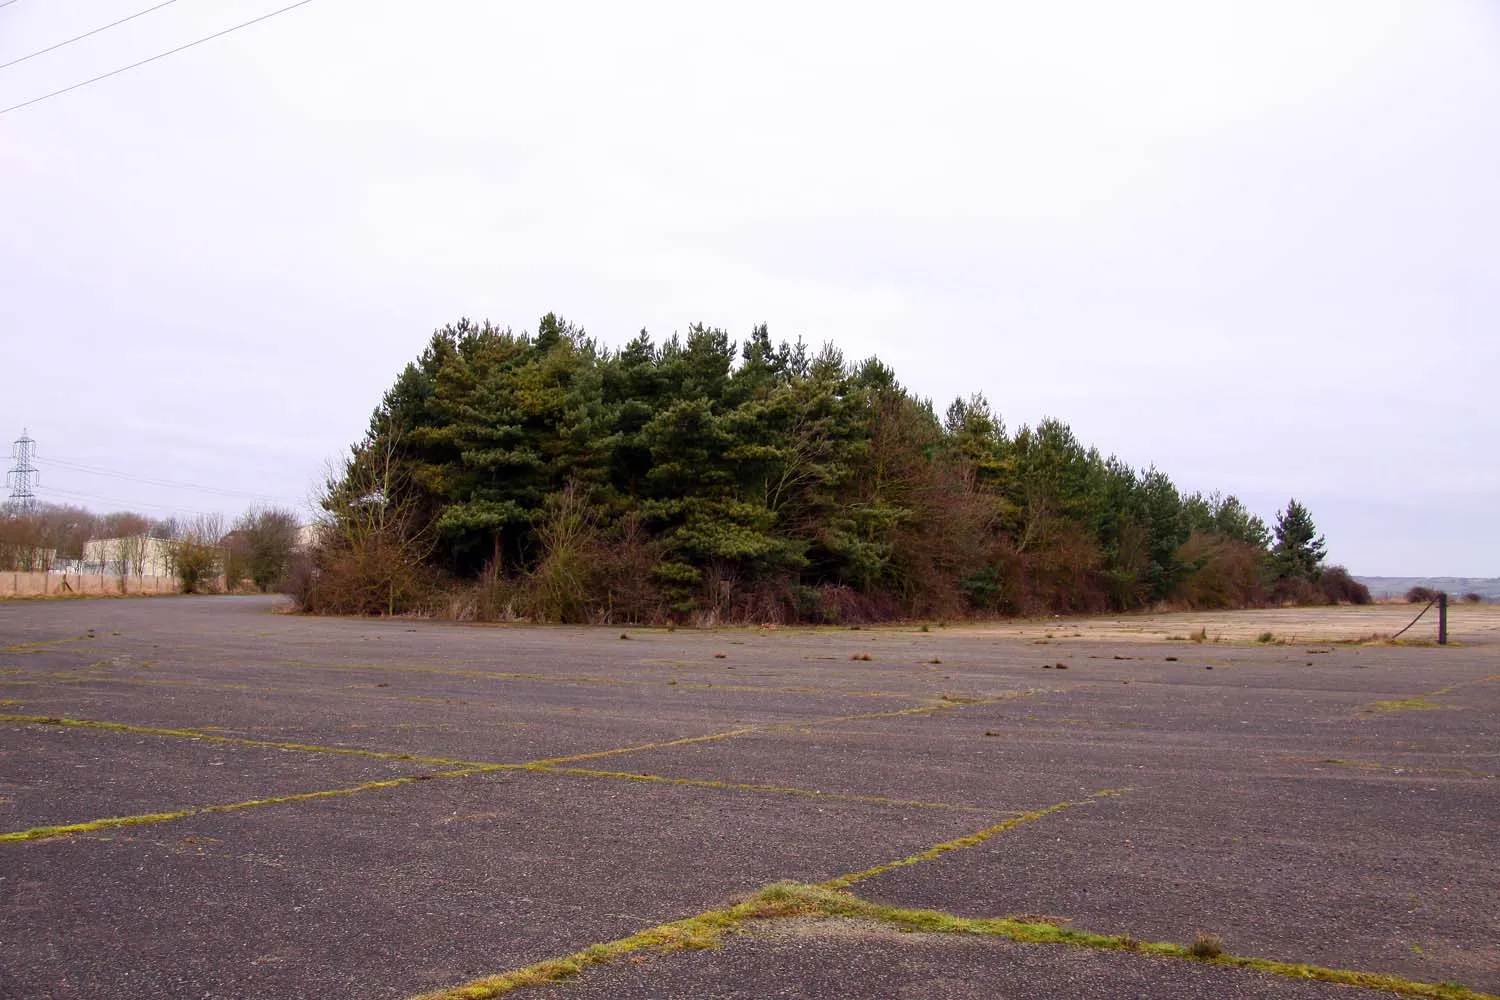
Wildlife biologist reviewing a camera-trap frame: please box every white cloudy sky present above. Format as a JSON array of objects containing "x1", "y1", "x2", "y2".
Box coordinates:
[{"x1": 2, "y1": 0, "x2": 1496, "y2": 575}]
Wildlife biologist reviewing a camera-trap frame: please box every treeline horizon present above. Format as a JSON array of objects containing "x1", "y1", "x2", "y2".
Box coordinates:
[
  {"x1": 300, "y1": 314, "x2": 1368, "y2": 621},
  {"x1": 0, "y1": 505, "x2": 303, "y2": 595},
  {"x1": 0, "y1": 508, "x2": 187, "y2": 572}
]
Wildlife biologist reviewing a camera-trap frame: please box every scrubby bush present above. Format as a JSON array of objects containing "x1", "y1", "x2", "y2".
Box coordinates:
[
  {"x1": 1176, "y1": 533, "x2": 1266, "y2": 609},
  {"x1": 297, "y1": 437, "x2": 437, "y2": 615},
  {"x1": 1270, "y1": 575, "x2": 1323, "y2": 607},
  {"x1": 232, "y1": 507, "x2": 301, "y2": 592},
  {"x1": 1318, "y1": 565, "x2": 1371, "y2": 605},
  {"x1": 166, "y1": 515, "x2": 223, "y2": 594}
]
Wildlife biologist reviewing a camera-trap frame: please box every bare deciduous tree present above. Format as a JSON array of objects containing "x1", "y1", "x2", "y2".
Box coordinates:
[
  {"x1": 230, "y1": 506, "x2": 301, "y2": 592},
  {"x1": 307, "y1": 430, "x2": 436, "y2": 615}
]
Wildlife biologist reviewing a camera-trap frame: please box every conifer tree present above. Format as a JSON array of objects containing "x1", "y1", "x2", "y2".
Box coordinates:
[{"x1": 1272, "y1": 499, "x2": 1326, "y2": 581}]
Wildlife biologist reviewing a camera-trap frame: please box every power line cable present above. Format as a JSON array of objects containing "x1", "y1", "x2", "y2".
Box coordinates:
[
  {"x1": 42, "y1": 483, "x2": 313, "y2": 517},
  {"x1": 0, "y1": 0, "x2": 318, "y2": 118},
  {"x1": 36, "y1": 455, "x2": 302, "y2": 503},
  {"x1": 0, "y1": 0, "x2": 185, "y2": 73},
  {"x1": 40, "y1": 484, "x2": 223, "y2": 517},
  {"x1": 0, "y1": 1, "x2": 21, "y2": 10}
]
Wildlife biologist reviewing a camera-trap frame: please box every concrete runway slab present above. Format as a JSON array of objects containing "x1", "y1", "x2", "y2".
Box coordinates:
[{"x1": 2, "y1": 596, "x2": 1496, "y2": 999}]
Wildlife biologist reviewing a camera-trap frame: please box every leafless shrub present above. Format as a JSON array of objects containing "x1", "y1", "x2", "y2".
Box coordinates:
[
  {"x1": 301, "y1": 431, "x2": 437, "y2": 615},
  {"x1": 595, "y1": 516, "x2": 664, "y2": 624},
  {"x1": 497, "y1": 503, "x2": 663, "y2": 624},
  {"x1": 1176, "y1": 533, "x2": 1266, "y2": 609},
  {"x1": 515, "y1": 485, "x2": 606, "y2": 623},
  {"x1": 1270, "y1": 575, "x2": 1324, "y2": 607},
  {"x1": 0, "y1": 504, "x2": 96, "y2": 571},
  {"x1": 0, "y1": 512, "x2": 50, "y2": 571},
  {"x1": 1318, "y1": 565, "x2": 1371, "y2": 605},
  {"x1": 230, "y1": 506, "x2": 301, "y2": 592}
]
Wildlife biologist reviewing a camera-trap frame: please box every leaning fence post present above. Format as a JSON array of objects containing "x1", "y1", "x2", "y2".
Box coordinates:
[{"x1": 1438, "y1": 593, "x2": 1448, "y2": 645}]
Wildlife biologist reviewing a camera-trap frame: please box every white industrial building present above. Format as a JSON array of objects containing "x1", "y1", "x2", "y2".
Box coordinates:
[{"x1": 82, "y1": 536, "x2": 175, "y2": 577}]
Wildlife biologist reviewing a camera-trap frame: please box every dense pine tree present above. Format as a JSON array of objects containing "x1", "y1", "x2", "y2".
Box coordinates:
[{"x1": 1272, "y1": 499, "x2": 1327, "y2": 581}]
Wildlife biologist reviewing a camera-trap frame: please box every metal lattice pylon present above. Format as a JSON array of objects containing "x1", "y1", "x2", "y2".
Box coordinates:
[{"x1": 5, "y1": 429, "x2": 39, "y2": 513}]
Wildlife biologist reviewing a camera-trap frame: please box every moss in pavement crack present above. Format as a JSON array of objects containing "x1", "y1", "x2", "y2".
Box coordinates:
[{"x1": 410, "y1": 882, "x2": 1497, "y2": 1000}]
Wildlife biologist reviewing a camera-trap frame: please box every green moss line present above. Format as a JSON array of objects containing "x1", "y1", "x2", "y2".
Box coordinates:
[
  {"x1": 0, "y1": 688, "x2": 1044, "y2": 844},
  {"x1": 0, "y1": 633, "x2": 95, "y2": 655},
  {"x1": 0, "y1": 711, "x2": 767, "y2": 772},
  {"x1": 1363, "y1": 697, "x2": 1445, "y2": 714},
  {"x1": 408, "y1": 882, "x2": 1497, "y2": 1000},
  {"x1": 824, "y1": 788, "x2": 1127, "y2": 889},
  {"x1": 0, "y1": 767, "x2": 495, "y2": 843},
  {"x1": 0, "y1": 714, "x2": 485, "y2": 767},
  {"x1": 1364, "y1": 672, "x2": 1500, "y2": 715},
  {"x1": 658, "y1": 680, "x2": 917, "y2": 700},
  {"x1": 264, "y1": 657, "x2": 916, "y2": 701},
  {"x1": 407, "y1": 884, "x2": 822, "y2": 1000},
  {"x1": 528, "y1": 765, "x2": 1015, "y2": 815},
  {"x1": 2, "y1": 714, "x2": 1022, "y2": 843},
  {"x1": 1, "y1": 668, "x2": 649, "y2": 714},
  {"x1": 527, "y1": 689, "x2": 1040, "y2": 767},
  {"x1": 797, "y1": 888, "x2": 1494, "y2": 1000},
  {"x1": 1427, "y1": 673, "x2": 1500, "y2": 697},
  {"x1": 796, "y1": 688, "x2": 1042, "y2": 729},
  {"x1": 1281, "y1": 755, "x2": 1495, "y2": 780},
  {"x1": 6, "y1": 666, "x2": 930, "y2": 714},
  {"x1": 528, "y1": 727, "x2": 762, "y2": 766}
]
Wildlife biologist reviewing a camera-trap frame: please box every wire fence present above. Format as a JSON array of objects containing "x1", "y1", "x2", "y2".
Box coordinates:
[{"x1": 1388, "y1": 599, "x2": 1437, "y2": 640}]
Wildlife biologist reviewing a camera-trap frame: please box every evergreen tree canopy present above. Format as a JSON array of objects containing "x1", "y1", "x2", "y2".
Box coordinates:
[
  {"x1": 311, "y1": 315, "x2": 1345, "y2": 622},
  {"x1": 1272, "y1": 499, "x2": 1327, "y2": 581}
]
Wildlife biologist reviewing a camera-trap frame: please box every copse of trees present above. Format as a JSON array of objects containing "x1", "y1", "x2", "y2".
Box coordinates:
[
  {"x1": 1, "y1": 504, "x2": 304, "y2": 595},
  {"x1": 299, "y1": 315, "x2": 1367, "y2": 621},
  {"x1": 0, "y1": 504, "x2": 97, "y2": 570}
]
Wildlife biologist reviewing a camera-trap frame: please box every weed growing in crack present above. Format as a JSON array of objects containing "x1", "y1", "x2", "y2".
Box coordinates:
[
  {"x1": 1365, "y1": 697, "x2": 1441, "y2": 713},
  {"x1": 1190, "y1": 932, "x2": 1224, "y2": 959}
]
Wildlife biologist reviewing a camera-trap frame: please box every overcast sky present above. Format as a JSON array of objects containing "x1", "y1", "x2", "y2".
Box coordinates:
[{"x1": 2, "y1": 1, "x2": 1496, "y2": 576}]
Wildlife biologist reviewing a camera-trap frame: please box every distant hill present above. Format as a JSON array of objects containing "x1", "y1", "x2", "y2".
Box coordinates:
[{"x1": 1356, "y1": 577, "x2": 1500, "y2": 601}]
